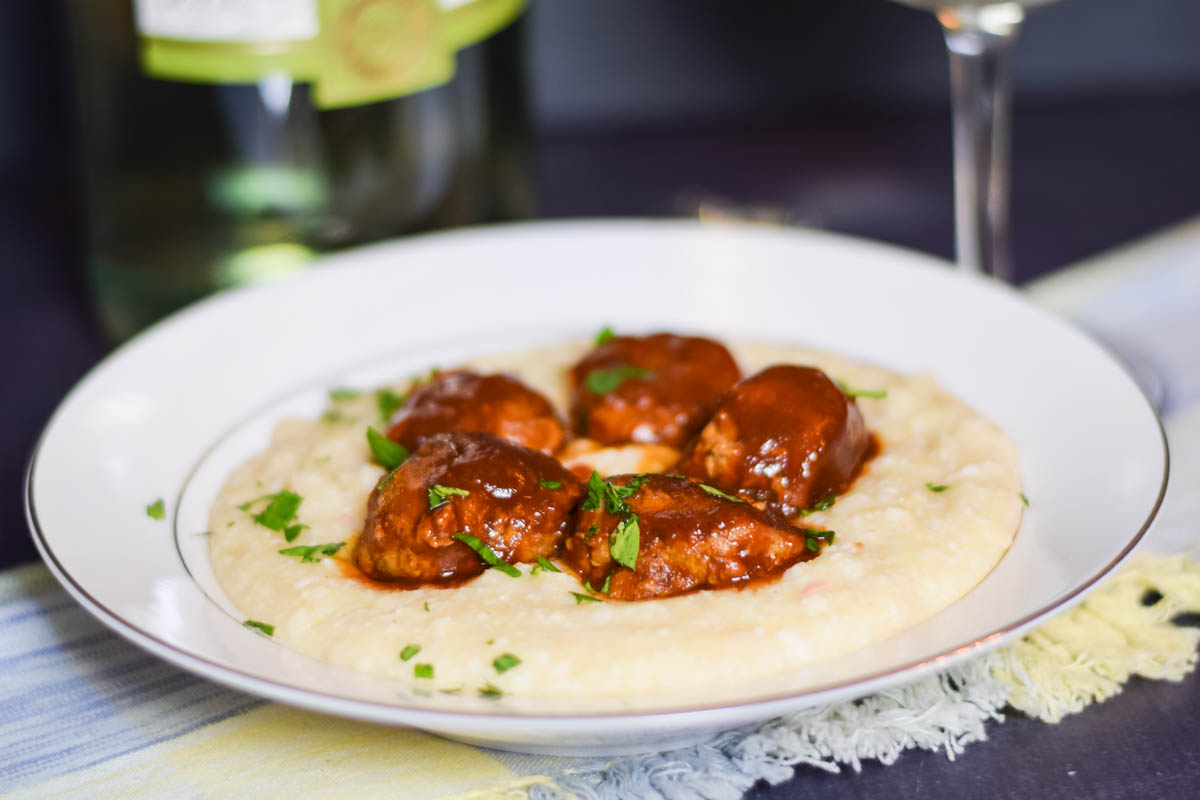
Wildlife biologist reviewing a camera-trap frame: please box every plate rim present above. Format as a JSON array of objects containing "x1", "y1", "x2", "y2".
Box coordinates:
[{"x1": 23, "y1": 218, "x2": 1172, "y2": 726}]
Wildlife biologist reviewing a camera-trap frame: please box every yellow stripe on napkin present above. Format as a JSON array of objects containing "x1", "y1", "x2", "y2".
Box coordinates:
[{"x1": 18, "y1": 705, "x2": 518, "y2": 800}]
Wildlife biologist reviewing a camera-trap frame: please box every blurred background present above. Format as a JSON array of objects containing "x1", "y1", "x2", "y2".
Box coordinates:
[{"x1": 4, "y1": 0, "x2": 1200, "y2": 564}]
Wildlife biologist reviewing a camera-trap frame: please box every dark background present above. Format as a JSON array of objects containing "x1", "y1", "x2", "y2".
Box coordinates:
[{"x1": 4, "y1": 4, "x2": 1200, "y2": 797}]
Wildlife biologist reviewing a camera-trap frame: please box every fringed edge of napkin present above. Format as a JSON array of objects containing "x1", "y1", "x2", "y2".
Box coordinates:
[
  {"x1": 991, "y1": 552, "x2": 1200, "y2": 723},
  {"x1": 454, "y1": 553, "x2": 1200, "y2": 800}
]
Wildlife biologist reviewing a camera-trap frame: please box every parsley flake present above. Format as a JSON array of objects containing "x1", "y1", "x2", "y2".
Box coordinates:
[
  {"x1": 609, "y1": 515, "x2": 641, "y2": 570},
  {"x1": 423, "y1": 601, "x2": 430, "y2": 612},
  {"x1": 453, "y1": 533, "x2": 521, "y2": 577},
  {"x1": 595, "y1": 326, "x2": 616, "y2": 345},
  {"x1": 536, "y1": 556, "x2": 560, "y2": 573},
  {"x1": 585, "y1": 524, "x2": 599, "y2": 539},
  {"x1": 400, "y1": 644, "x2": 421, "y2": 661},
  {"x1": 493, "y1": 653, "x2": 521, "y2": 674},
  {"x1": 278, "y1": 541, "x2": 344, "y2": 563},
  {"x1": 582, "y1": 471, "x2": 606, "y2": 511},
  {"x1": 600, "y1": 573, "x2": 612, "y2": 594},
  {"x1": 328, "y1": 387, "x2": 360, "y2": 402},
  {"x1": 367, "y1": 427, "x2": 409, "y2": 470},
  {"x1": 798, "y1": 527, "x2": 835, "y2": 546},
  {"x1": 1020, "y1": 492, "x2": 1030, "y2": 507},
  {"x1": 925, "y1": 482, "x2": 949, "y2": 493},
  {"x1": 698, "y1": 484, "x2": 745, "y2": 503},
  {"x1": 243, "y1": 620, "x2": 274, "y2": 636},
  {"x1": 282, "y1": 524, "x2": 308, "y2": 543},
  {"x1": 376, "y1": 387, "x2": 405, "y2": 422},
  {"x1": 478, "y1": 683, "x2": 503, "y2": 698},
  {"x1": 413, "y1": 663, "x2": 434, "y2": 679},
  {"x1": 238, "y1": 491, "x2": 304, "y2": 538},
  {"x1": 799, "y1": 492, "x2": 837, "y2": 516},
  {"x1": 571, "y1": 592, "x2": 602, "y2": 604},
  {"x1": 585, "y1": 365, "x2": 655, "y2": 395},
  {"x1": 428, "y1": 484, "x2": 470, "y2": 509},
  {"x1": 539, "y1": 479, "x2": 564, "y2": 490},
  {"x1": 146, "y1": 499, "x2": 165, "y2": 520},
  {"x1": 836, "y1": 380, "x2": 887, "y2": 399}
]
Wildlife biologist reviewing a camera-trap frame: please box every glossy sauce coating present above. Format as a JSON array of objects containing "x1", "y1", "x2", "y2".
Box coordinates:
[
  {"x1": 561, "y1": 474, "x2": 817, "y2": 600},
  {"x1": 568, "y1": 333, "x2": 741, "y2": 447},
  {"x1": 354, "y1": 432, "x2": 583, "y2": 584},
  {"x1": 675, "y1": 365, "x2": 872, "y2": 514},
  {"x1": 387, "y1": 370, "x2": 567, "y2": 455}
]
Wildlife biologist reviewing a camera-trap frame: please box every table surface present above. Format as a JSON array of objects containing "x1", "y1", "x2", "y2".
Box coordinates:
[{"x1": 6, "y1": 99, "x2": 1200, "y2": 798}]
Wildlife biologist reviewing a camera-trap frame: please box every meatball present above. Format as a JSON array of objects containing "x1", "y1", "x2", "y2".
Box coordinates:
[
  {"x1": 675, "y1": 365, "x2": 872, "y2": 514},
  {"x1": 386, "y1": 370, "x2": 567, "y2": 455},
  {"x1": 561, "y1": 473, "x2": 819, "y2": 600},
  {"x1": 569, "y1": 333, "x2": 740, "y2": 447},
  {"x1": 355, "y1": 432, "x2": 583, "y2": 584}
]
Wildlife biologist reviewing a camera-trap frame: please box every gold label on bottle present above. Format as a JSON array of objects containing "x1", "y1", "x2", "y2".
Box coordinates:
[{"x1": 134, "y1": 0, "x2": 523, "y2": 108}]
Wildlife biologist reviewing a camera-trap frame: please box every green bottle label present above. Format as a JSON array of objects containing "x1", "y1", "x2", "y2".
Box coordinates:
[{"x1": 135, "y1": 0, "x2": 523, "y2": 109}]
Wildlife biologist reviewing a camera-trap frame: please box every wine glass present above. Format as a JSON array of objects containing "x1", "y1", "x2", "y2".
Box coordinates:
[
  {"x1": 894, "y1": 0, "x2": 1168, "y2": 409},
  {"x1": 894, "y1": 0, "x2": 1055, "y2": 283}
]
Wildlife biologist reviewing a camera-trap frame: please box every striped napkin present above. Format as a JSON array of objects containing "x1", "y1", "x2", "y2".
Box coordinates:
[{"x1": 4, "y1": 542, "x2": 1197, "y2": 800}]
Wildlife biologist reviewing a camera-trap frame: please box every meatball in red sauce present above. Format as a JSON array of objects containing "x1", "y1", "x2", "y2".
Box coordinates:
[
  {"x1": 355, "y1": 432, "x2": 583, "y2": 584},
  {"x1": 562, "y1": 474, "x2": 819, "y2": 601},
  {"x1": 675, "y1": 365, "x2": 872, "y2": 514},
  {"x1": 386, "y1": 370, "x2": 567, "y2": 455},
  {"x1": 569, "y1": 333, "x2": 740, "y2": 447}
]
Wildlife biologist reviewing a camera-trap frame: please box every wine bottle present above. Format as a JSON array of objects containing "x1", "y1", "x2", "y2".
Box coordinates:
[{"x1": 67, "y1": 0, "x2": 532, "y2": 340}]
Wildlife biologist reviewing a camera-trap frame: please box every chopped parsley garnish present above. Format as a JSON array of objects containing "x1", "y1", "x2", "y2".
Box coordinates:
[
  {"x1": 585, "y1": 365, "x2": 655, "y2": 395},
  {"x1": 799, "y1": 492, "x2": 836, "y2": 516},
  {"x1": 478, "y1": 683, "x2": 503, "y2": 698},
  {"x1": 925, "y1": 482, "x2": 949, "y2": 493},
  {"x1": 585, "y1": 524, "x2": 599, "y2": 539},
  {"x1": 243, "y1": 620, "x2": 274, "y2": 636},
  {"x1": 493, "y1": 653, "x2": 521, "y2": 674},
  {"x1": 195, "y1": 531, "x2": 211, "y2": 537},
  {"x1": 278, "y1": 541, "x2": 344, "y2": 563},
  {"x1": 539, "y1": 479, "x2": 563, "y2": 490},
  {"x1": 1020, "y1": 492, "x2": 1030, "y2": 507},
  {"x1": 423, "y1": 601, "x2": 430, "y2": 612},
  {"x1": 571, "y1": 592, "x2": 602, "y2": 604},
  {"x1": 798, "y1": 527, "x2": 835, "y2": 553},
  {"x1": 594, "y1": 326, "x2": 616, "y2": 345},
  {"x1": 400, "y1": 644, "x2": 421, "y2": 661},
  {"x1": 413, "y1": 663, "x2": 434, "y2": 679},
  {"x1": 328, "y1": 387, "x2": 360, "y2": 402},
  {"x1": 836, "y1": 380, "x2": 887, "y2": 399},
  {"x1": 367, "y1": 427, "x2": 409, "y2": 470},
  {"x1": 238, "y1": 490, "x2": 305, "y2": 541},
  {"x1": 582, "y1": 472, "x2": 650, "y2": 515},
  {"x1": 428, "y1": 484, "x2": 470, "y2": 509},
  {"x1": 376, "y1": 387, "x2": 405, "y2": 422},
  {"x1": 698, "y1": 484, "x2": 745, "y2": 503},
  {"x1": 609, "y1": 515, "x2": 641, "y2": 570},
  {"x1": 535, "y1": 556, "x2": 560, "y2": 574},
  {"x1": 226, "y1": 521, "x2": 235, "y2": 528},
  {"x1": 582, "y1": 472, "x2": 607, "y2": 511},
  {"x1": 453, "y1": 533, "x2": 521, "y2": 577},
  {"x1": 600, "y1": 573, "x2": 612, "y2": 594},
  {"x1": 146, "y1": 498, "x2": 165, "y2": 520}
]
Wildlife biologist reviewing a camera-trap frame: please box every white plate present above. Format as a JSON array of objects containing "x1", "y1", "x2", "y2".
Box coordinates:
[{"x1": 26, "y1": 220, "x2": 1167, "y2": 755}]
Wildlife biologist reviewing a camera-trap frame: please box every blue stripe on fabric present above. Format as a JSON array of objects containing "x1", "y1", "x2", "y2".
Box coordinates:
[{"x1": 0, "y1": 582, "x2": 266, "y2": 794}]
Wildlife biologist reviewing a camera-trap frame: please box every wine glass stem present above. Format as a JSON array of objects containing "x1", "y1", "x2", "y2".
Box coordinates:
[{"x1": 939, "y1": 7, "x2": 1023, "y2": 282}]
